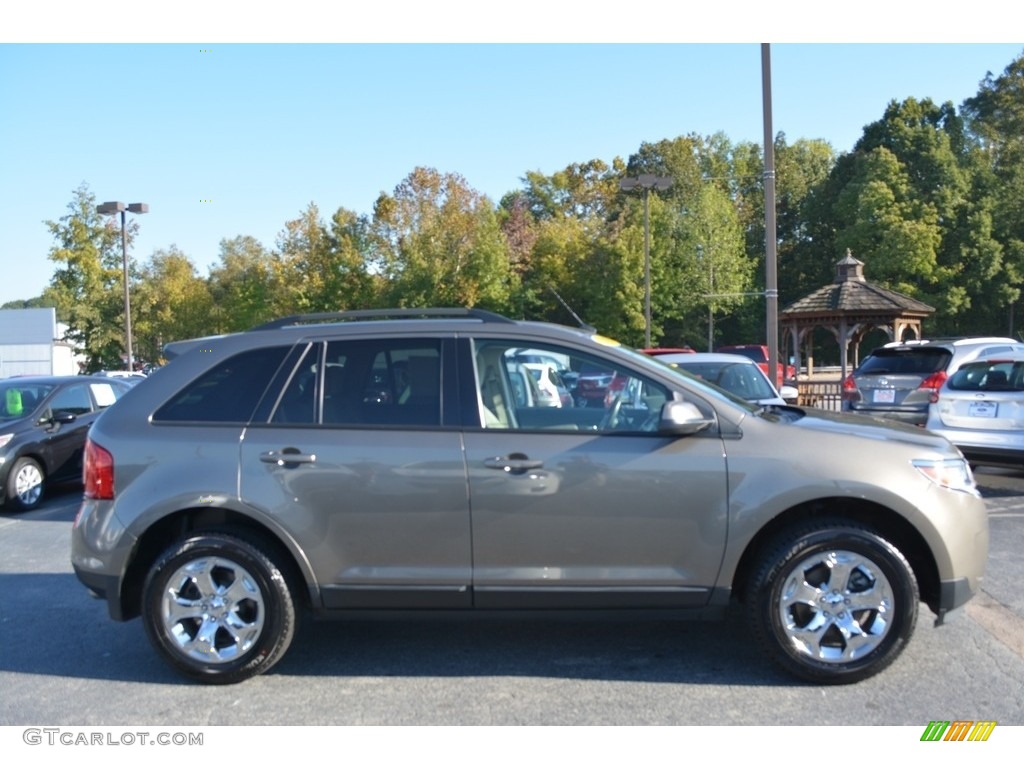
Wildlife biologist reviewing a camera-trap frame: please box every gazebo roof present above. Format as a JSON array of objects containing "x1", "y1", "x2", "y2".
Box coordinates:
[{"x1": 781, "y1": 250, "x2": 934, "y2": 319}]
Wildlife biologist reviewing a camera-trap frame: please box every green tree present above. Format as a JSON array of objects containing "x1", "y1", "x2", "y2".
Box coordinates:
[
  {"x1": 42, "y1": 183, "x2": 135, "y2": 370},
  {"x1": 372, "y1": 167, "x2": 512, "y2": 311},
  {"x1": 962, "y1": 52, "x2": 1024, "y2": 334},
  {"x1": 132, "y1": 247, "x2": 214, "y2": 361},
  {"x1": 276, "y1": 203, "x2": 378, "y2": 314},
  {"x1": 207, "y1": 235, "x2": 279, "y2": 332}
]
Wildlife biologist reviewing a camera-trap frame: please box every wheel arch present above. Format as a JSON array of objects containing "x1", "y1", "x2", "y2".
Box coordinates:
[
  {"x1": 119, "y1": 507, "x2": 314, "y2": 621},
  {"x1": 730, "y1": 497, "x2": 941, "y2": 614}
]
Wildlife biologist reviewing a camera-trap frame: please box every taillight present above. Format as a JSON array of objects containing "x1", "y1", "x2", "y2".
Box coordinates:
[
  {"x1": 83, "y1": 438, "x2": 114, "y2": 500},
  {"x1": 841, "y1": 375, "x2": 859, "y2": 401},
  {"x1": 919, "y1": 371, "x2": 948, "y2": 392}
]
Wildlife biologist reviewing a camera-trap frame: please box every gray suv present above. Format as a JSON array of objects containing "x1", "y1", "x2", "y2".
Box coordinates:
[
  {"x1": 71, "y1": 309, "x2": 988, "y2": 685},
  {"x1": 842, "y1": 337, "x2": 1022, "y2": 426}
]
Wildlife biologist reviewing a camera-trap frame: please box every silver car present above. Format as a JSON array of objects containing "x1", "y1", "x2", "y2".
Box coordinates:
[
  {"x1": 843, "y1": 337, "x2": 1021, "y2": 426},
  {"x1": 71, "y1": 309, "x2": 988, "y2": 685},
  {"x1": 926, "y1": 350, "x2": 1024, "y2": 469},
  {"x1": 654, "y1": 352, "x2": 798, "y2": 406}
]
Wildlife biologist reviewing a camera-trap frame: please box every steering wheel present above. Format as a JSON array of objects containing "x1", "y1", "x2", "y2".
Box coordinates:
[{"x1": 599, "y1": 393, "x2": 623, "y2": 431}]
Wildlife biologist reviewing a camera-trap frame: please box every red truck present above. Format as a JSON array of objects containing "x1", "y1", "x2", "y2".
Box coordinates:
[{"x1": 716, "y1": 344, "x2": 796, "y2": 387}]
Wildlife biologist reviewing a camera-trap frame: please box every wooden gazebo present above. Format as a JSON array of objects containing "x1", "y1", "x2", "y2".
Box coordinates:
[{"x1": 780, "y1": 250, "x2": 935, "y2": 382}]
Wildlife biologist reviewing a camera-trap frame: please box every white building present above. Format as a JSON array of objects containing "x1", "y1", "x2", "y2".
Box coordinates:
[{"x1": 0, "y1": 307, "x2": 80, "y2": 377}]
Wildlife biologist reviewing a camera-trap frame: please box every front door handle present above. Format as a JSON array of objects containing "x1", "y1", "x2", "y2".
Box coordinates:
[
  {"x1": 483, "y1": 454, "x2": 544, "y2": 474},
  {"x1": 260, "y1": 448, "x2": 317, "y2": 466}
]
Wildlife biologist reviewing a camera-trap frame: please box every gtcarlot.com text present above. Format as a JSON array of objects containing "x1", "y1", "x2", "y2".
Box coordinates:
[{"x1": 23, "y1": 729, "x2": 203, "y2": 746}]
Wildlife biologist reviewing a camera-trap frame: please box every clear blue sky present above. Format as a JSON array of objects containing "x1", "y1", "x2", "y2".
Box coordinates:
[{"x1": 1, "y1": 7, "x2": 1022, "y2": 305}]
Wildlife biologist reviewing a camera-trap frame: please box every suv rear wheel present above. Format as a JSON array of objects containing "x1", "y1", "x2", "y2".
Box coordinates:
[
  {"x1": 142, "y1": 532, "x2": 296, "y2": 684},
  {"x1": 746, "y1": 519, "x2": 918, "y2": 684}
]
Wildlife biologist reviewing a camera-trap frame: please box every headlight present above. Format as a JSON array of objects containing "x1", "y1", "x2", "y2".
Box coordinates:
[
  {"x1": 0, "y1": 433, "x2": 13, "y2": 450},
  {"x1": 912, "y1": 458, "x2": 978, "y2": 495}
]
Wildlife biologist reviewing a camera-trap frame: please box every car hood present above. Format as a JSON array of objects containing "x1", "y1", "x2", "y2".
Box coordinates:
[
  {"x1": 0, "y1": 414, "x2": 36, "y2": 439},
  {"x1": 783, "y1": 407, "x2": 957, "y2": 454}
]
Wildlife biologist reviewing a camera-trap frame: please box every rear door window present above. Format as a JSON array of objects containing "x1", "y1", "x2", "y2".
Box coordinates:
[{"x1": 271, "y1": 338, "x2": 445, "y2": 427}]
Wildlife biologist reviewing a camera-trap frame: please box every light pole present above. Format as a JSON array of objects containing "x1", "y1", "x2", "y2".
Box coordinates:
[
  {"x1": 697, "y1": 244, "x2": 715, "y2": 351},
  {"x1": 96, "y1": 201, "x2": 149, "y2": 371},
  {"x1": 620, "y1": 174, "x2": 672, "y2": 348}
]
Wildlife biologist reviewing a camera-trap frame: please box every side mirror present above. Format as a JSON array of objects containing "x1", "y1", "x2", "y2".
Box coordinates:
[
  {"x1": 779, "y1": 385, "x2": 799, "y2": 404},
  {"x1": 49, "y1": 410, "x2": 78, "y2": 425},
  {"x1": 659, "y1": 400, "x2": 714, "y2": 435}
]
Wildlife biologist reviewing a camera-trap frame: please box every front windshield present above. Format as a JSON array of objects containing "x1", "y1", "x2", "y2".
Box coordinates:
[{"x1": 0, "y1": 383, "x2": 54, "y2": 421}]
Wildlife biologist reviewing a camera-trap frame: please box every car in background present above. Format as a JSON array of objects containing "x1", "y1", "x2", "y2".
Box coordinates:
[
  {"x1": 641, "y1": 347, "x2": 696, "y2": 357},
  {"x1": 842, "y1": 337, "x2": 1022, "y2": 427},
  {"x1": 925, "y1": 351, "x2": 1024, "y2": 468},
  {"x1": 574, "y1": 362, "x2": 618, "y2": 407},
  {"x1": 521, "y1": 362, "x2": 573, "y2": 407},
  {"x1": 0, "y1": 375, "x2": 132, "y2": 510},
  {"x1": 717, "y1": 344, "x2": 796, "y2": 387},
  {"x1": 654, "y1": 352, "x2": 798, "y2": 406},
  {"x1": 93, "y1": 370, "x2": 148, "y2": 386},
  {"x1": 72, "y1": 307, "x2": 988, "y2": 686}
]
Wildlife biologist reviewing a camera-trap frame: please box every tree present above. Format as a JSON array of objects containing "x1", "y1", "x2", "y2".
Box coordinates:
[
  {"x1": 207, "y1": 236, "x2": 279, "y2": 332},
  {"x1": 372, "y1": 167, "x2": 512, "y2": 311},
  {"x1": 962, "y1": 52, "x2": 1024, "y2": 334},
  {"x1": 132, "y1": 247, "x2": 214, "y2": 361},
  {"x1": 275, "y1": 203, "x2": 378, "y2": 314},
  {"x1": 42, "y1": 183, "x2": 135, "y2": 370},
  {"x1": 814, "y1": 97, "x2": 1001, "y2": 333}
]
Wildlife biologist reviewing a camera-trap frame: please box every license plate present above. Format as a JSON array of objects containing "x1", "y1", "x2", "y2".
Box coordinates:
[
  {"x1": 872, "y1": 389, "x2": 896, "y2": 403},
  {"x1": 968, "y1": 401, "x2": 997, "y2": 418}
]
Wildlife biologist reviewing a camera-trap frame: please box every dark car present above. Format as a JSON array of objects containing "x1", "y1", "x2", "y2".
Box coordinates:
[
  {"x1": 842, "y1": 337, "x2": 1022, "y2": 427},
  {"x1": 0, "y1": 375, "x2": 132, "y2": 510},
  {"x1": 72, "y1": 308, "x2": 987, "y2": 686}
]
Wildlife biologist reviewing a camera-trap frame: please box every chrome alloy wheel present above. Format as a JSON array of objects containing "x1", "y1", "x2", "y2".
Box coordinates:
[
  {"x1": 777, "y1": 549, "x2": 894, "y2": 663},
  {"x1": 14, "y1": 460, "x2": 44, "y2": 507},
  {"x1": 159, "y1": 556, "x2": 266, "y2": 664}
]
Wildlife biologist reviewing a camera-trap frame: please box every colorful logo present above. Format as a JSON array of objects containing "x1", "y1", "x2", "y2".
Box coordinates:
[{"x1": 921, "y1": 721, "x2": 997, "y2": 741}]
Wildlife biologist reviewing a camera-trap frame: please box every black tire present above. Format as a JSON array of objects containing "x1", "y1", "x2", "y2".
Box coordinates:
[
  {"x1": 746, "y1": 519, "x2": 919, "y2": 685},
  {"x1": 142, "y1": 532, "x2": 296, "y2": 684},
  {"x1": 5, "y1": 457, "x2": 45, "y2": 511}
]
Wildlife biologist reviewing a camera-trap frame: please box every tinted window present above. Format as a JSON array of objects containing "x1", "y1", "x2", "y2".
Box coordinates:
[
  {"x1": 49, "y1": 384, "x2": 94, "y2": 416},
  {"x1": 271, "y1": 338, "x2": 443, "y2": 427},
  {"x1": 948, "y1": 361, "x2": 1024, "y2": 391},
  {"x1": 857, "y1": 348, "x2": 951, "y2": 375},
  {"x1": 155, "y1": 346, "x2": 291, "y2": 423}
]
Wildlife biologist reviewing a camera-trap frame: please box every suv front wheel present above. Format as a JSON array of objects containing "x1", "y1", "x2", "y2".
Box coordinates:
[
  {"x1": 746, "y1": 520, "x2": 919, "y2": 685},
  {"x1": 142, "y1": 532, "x2": 296, "y2": 684}
]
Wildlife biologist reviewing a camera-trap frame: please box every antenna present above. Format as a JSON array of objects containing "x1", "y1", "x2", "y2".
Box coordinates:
[{"x1": 548, "y1": 286, "x2": 595, "y2": 333}]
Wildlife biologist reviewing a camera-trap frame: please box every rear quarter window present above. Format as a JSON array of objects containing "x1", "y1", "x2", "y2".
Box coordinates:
[{"x1": 154, "y1": 346, "x2": 291, "y2": 423}]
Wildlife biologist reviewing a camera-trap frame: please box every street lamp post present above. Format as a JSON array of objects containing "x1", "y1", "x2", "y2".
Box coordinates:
[
  {"x1": 97, "y1": 201, "x2": 149, "y2": 371},
  {"x1": 620, "y1": 174, "x2": 672, "y2": 348}
]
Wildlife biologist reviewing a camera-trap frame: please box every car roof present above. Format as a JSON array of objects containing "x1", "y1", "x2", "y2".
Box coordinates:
[
  {"x1": 882, "y1": 336, "x2": 1018, "y2": 349},
  {"x1": 164, "y1": 308, "x2": 603, "y2": 360},
  {"x1": 659, "y1": 352, "x2": 759, "y2": 365},
  {"x1": 1, "y1": 375, "x2": 92, "y2": 385},
  {"x1": 958, "y1": 350, "x2": 1024, "y2": 364},
  {"x1": 641, "y1": 347, "x2": 695, "y2": 355}
]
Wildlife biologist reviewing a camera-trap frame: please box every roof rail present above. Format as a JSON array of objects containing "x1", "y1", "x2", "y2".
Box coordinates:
[{"x1": 249, "y1": 307, "x2": 516, "y2": 331}]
